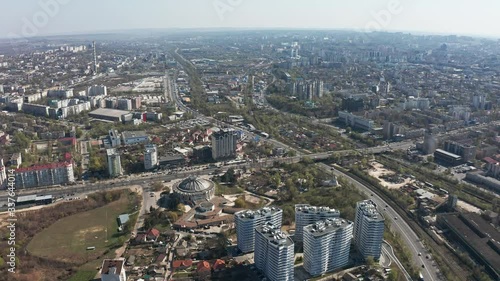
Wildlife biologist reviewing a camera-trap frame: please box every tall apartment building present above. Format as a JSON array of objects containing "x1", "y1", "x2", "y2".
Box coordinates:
[
  {"x1": 353, "y1": 200, "x2": 385, "y2": 260},
  {"x1": 444, "y1": 140, "x2": 476, "y2": 162},
  {"x1": 234, "y1": 207, "x2": 283, "y2": 253},
  {"x1": 383, "y1": 121, "x2": 406, "y2": 141},
  {"x1": 303, "y1": 218, "x2": 353, "y2": 276},
  {"x1": 88, "y1": 85, "x2": 107, "y2": 96},
  {"x1": 254, "y1": 222, "x2": 294, "y2": 281},
  {"x1": 14, "y1": 162, "x2": 75, "y2": 188},
  {"x1": 131, "y1": 97, "x2": 142, "y2": 109},
  {"x1": 47, "y1": 89, "x2": 74, "y2": 99},
  {"x1": 423, "y1": 131, "x2": 438, "y2": 155},
  {"x1": 211, "y1": 128, "x2": 238, "y2": 160},
  {"x1": 106, "y1": 148, "x2": 123, "y2": 178},
  {"x1": 117, "y1": 99, "x2": 133, "y2": 110},
  {"x1": 144, "y1": 144, "x2": 158, "y2": 170},
  {"x1": 100, "y1": 259, "x2": 126, "y2": 281},
  {"x1": 295, "y1": 204, "x2": 340, "y2": 242}
]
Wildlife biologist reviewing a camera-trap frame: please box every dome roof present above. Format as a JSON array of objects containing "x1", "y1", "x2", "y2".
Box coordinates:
[{"x1": 177, "y1": 176, "x2": 214, "y2": 193}]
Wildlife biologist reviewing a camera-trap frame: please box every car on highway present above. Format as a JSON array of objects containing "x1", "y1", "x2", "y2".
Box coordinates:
[{"x1": 418, "y1": 252, "x2": 421, "y2": 256}]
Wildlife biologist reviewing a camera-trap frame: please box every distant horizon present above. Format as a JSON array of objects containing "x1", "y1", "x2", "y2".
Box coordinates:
[
  {"x1": 3, "y1": 27, "x2": 500, "y2": 41},
  {"x1": 2, "y1": 1, "x2": 500, "y2": 41}
]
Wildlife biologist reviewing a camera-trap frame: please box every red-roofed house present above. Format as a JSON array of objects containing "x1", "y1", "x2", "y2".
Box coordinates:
[
  {"x1": 212, "y1": 259, "x2": 226, "y2": 272},
  {"x1": 146, "y1": 228, "x2": 160, "y2": 242},
  {"x1": 484, "y1": 157, "x2": 499, "y2": 165},
  {"x1": 196, "y1": 261, "x2": 211, "y2": 274},
  {"x1": 484, "y1": 157, "x2": 500, "y2": 178},
  {"x1": 172, "y1": 259, "x2": 193, "y2": 271}
]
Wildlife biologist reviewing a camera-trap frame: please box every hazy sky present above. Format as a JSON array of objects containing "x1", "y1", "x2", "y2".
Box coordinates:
[{"x1": 2, "y1": 0, "x2": 500, "y2": 39}]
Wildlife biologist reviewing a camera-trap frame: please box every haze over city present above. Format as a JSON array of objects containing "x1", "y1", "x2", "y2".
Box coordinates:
[{"x1": 1, "y1": 0, "x2": 500, "y2": 38}]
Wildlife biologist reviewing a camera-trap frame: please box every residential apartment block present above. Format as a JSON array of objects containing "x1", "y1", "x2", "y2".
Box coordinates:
[
  {"x1": 106, "y1": 148, "x2": 123, "y2": 178},
  {"x1": 144, "y1": 144, "x2": 158, "y2": 170},
  {"x1": 211, "y1": 128, "x2": 238, "y2": 160},
  {"x1": 353, "y1": 200, "x2": 385, "y2": 260},
  {"x1": 14, "y1": 162, "x2": 75, "y2": 188},
  {"x1": 295, "y1": 204, "x2": 340, "y2": 242},
  {"x1": 254, "y1": 222, "x2": 294, "y2": 281},
  {"x1": 234, "y1": 207, "x2": 283, "y2": 253},
  {"x1": 303, "y1": 218, "x2": 353, "y2": 276}
]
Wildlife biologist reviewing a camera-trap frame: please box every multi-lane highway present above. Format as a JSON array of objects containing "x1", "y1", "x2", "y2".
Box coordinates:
[
  {"x1": 317, "y1": 163, "x2": 440, "y2": 281},
  {"x1": 0, "y1": 143, "x2": 414, "y2": 205}
]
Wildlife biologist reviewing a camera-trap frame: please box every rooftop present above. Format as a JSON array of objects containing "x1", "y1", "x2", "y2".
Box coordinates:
[
  {"x1": 295, "y1": 204, "x2": 340, "y2": 215},
  {"x1": 435, "y1": 149, "x2": 462, "y2": 159},
  {"x1": 89, "y1": 108, "x2": 130, "y2": 118},
  {"x1": 100, "y1": 259, "x2": 125, "y2": 275},
  {"x1": 176, "y1": 176, "x2": 214, "y2": 193},
  {"x1": 122, "y1": 130, "x2": 148, "y2": 139},
  {"x1": 15, "y1": 161, "x2": 72, "y2": 173},
  {"x1": 439, "y1": 213, "x2": 500, "y2": 278},
  {"x1": 358, "y1": 200, "x2": 384, "y2": 221},
  {"x1": 304, "y1": 218, "x2": 353, "y2": 237},
  {"x1": 256, "y1": 222, "x2": 293, "y2": 247},
  {"x1": 235, "y1": 206, "x2": 282, "y2": 221}
]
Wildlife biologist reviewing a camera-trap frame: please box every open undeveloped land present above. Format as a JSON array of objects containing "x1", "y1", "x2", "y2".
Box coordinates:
[
  {"x1": 367, "y1": 161, "x2": 415, "y2": 189},
  {"x1": 27, "y1": 195, "x2": 131, "y2": 263}
]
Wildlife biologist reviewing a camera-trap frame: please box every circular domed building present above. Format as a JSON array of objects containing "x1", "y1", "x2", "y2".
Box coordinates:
[{"x1": 173, "y1": 176, "x2": 215, "y2": 205}]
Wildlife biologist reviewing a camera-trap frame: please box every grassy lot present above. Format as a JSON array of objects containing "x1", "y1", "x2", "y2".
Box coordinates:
[
  {"x1": 67, "y1": 270, "x2": 98, "y2": 281},
  {"x1": 27, "y1": 194, "x2": 135, "y2": 264},
  {"x1": 154, "y1": 222, "x2": 172, "y2": 232},
  {"x1": 215, "y1": 183, "x2": 244, "y2": 196}
]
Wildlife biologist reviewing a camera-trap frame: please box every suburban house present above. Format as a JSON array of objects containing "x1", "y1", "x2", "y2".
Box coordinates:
[
  {"x1": 196, "y1": 260, "x2": 211, "y2": 275},
  {"x1": 146, "y1": 228, "x2": 160, "y2": 242},
  {"x1": 172, "y1": 259, "x2": 193, "y2": 271},
  {"x1": 212, "y1": 259, "x2": 226, "y2": 272}
]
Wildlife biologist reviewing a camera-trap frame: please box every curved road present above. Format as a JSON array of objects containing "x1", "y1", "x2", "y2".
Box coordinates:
[{"x1": 318, "y1": 163, "x2": 440, "y2": 281}]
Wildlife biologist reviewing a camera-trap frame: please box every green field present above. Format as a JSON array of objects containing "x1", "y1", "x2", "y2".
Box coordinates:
[
  {"x1": 67, "y1": 270, "x2": 99, "y2": 281},
  {"x1": 27, "y1": 195, "x2": 133, "y2": 264}
]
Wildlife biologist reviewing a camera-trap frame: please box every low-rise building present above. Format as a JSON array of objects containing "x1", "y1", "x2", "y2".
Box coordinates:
[
  {"x1": 122, "y1": 131, "x2": 149, "y2": 145},
  {"x1": 100, "y1": 259, "x2": 126, "y2": 281},
  {"x1": 338, "y1": 111, "x2": 374, "y2": 131}
]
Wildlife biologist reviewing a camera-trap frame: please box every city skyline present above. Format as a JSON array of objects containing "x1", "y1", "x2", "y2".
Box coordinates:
[{"x1": 2, "y1": 0, "x2": 500, "y2": 39}]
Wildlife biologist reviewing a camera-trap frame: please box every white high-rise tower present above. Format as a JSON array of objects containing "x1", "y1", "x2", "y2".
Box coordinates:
[{"x1": 353, "y1": 200, "x2": 385, "y2": 260}]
